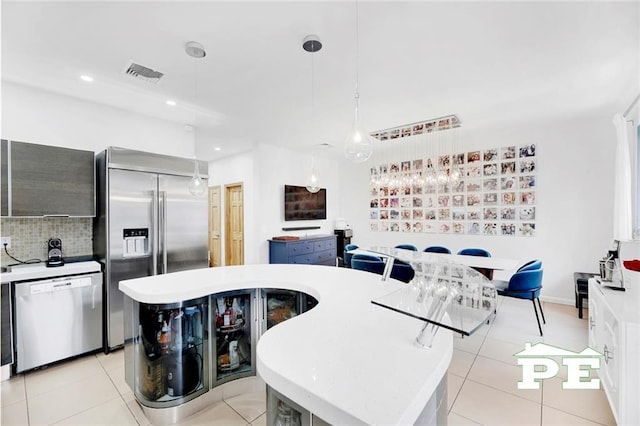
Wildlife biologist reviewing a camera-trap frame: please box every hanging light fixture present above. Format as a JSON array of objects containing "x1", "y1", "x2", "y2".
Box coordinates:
[
  {"x1": 303, "y1": 35, "x2": 322, "y2": 193},
  {"x1": 186, "y1": 41, "x2": 207, "y2": 197},
  {"x1": 344, "y1": 1, "x2": 374, "y2": 163}
]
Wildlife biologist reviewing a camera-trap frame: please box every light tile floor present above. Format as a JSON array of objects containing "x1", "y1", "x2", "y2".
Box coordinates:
[{"x1": 1, "y1": 298, "x2": 615, "y2": 425}]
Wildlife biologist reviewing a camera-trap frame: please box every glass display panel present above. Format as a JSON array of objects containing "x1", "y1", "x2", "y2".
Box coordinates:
[
  {"x1": 135, "y1": 297, "x2": 208, "y2": 406},
  {"x1": 213, "y1": 291, "x2": 254, "y2": 383}
]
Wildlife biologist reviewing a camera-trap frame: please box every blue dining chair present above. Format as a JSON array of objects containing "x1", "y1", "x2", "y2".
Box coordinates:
[
  {"x1": 343, "y1": 244, "x2": 359, "y2": 268},
  {"x1": 350, "y1": 254, "x2": 385, "y2": 275},
  {"x1": 395, "y1": 244, "x2": 418, "y2": 251},
  {"x1": 517, "y1": 259, "x2": 541, "y2": 272},
  {"x1": 351, "y1": 254, "x2": 415, "y2": 284},
  {"x1": 493, "y1": 266, "x2": 545, "y2": 336},
  {"x1": 390, "y1": 260, "x2": 415, "y2": 283},
  {"x1": 423, "y1": 246, "x2": 451, "y2": 254},
  {"x1": 457, "y1": 248, "x2": 491, "y2": 257},
  {"x1": 457, "y1": 248, "x2": 492, "y2": 279}
]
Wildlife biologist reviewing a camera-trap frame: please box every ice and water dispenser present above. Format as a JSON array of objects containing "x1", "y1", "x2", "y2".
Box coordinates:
[{"x1": 123, "y1": 228, "x2": 149, "y2": 257}]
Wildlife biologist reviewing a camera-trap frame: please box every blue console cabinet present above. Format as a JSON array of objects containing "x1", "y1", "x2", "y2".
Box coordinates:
[{"x1": 269, "y1": 235, "x2": 337, "y2": 266}]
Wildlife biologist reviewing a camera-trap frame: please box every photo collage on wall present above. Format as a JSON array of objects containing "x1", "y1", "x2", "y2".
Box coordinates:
[{"x1": 369, "y1": 144, "x2": 537, "y2": 237}]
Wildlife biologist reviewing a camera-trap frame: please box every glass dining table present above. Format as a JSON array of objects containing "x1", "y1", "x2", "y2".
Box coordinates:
[{"x1": 360, "y1": 247, "x2": 499, "y2": 348}]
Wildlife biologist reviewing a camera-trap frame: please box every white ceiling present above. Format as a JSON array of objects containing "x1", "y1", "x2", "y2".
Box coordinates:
[{"x1": 2, "y1": 1, "x2": 638, "y2": 160}]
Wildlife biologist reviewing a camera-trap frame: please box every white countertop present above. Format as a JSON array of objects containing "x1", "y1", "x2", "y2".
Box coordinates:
[
  {"x1": 1, "y1": 260, "x2": 102, "y2": 283},
  {"x1": 119, "y1": 264, "x2": 453, "y2": 425}
]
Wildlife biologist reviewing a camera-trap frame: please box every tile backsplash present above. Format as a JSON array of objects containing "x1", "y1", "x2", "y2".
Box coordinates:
[{"x1": 0, "y1": 217, "x2": 93, "y2": 267}]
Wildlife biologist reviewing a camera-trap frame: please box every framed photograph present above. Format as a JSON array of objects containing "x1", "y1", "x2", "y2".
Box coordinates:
[
  {"x1": 438, "y1": 195, "x2": 451, "y2": 207},
  {"x1": 438, "y1": 208, "x2": 451, "y2": 220},
  {"x1": 483, "y1": 178, "x2": 498, "y2": 191},
  {"x1": 500, "y1": 207, "x2": 516, "y2": 220},
  {"x1": 520, "y1": 222, "x2": 535, "y2": 237},
  {"x1": 390, "y1": 209, "x2": 400, "y2": 220},
  {"x1": 483, "y1": 149, "x2": 498, "y2": 162},
  {"x1": 453, "y1": 223, "x2": 465, "y2": 234},
  {"x1": 483, "y1": 193, "x2": 498, "y2": 205},
  {"x1": 502, "y1": 192, "x2": 516, "y2": 205},
  {"x1": 468, "y1": 222, "x2": 481, "y2": 235},
  {"x1": 483, "y1": 207, "x2": 497, "y2": 220},
  {"x1": 500, "y1": 223, "x2": 516, "y2": 236},
  {"x1": 467, "y1": 209, "x2": 482, "y2": 220},
  {"x1": 467, "y1": 151, "x2": 481, "y2": 163},
  {"x1": 519, "y1": 206, "x2": 535, "y2": 220},
  {"x1": 467, "y1": 180, "x2": 481, "y2": 192},
  {"x1": 452, "y1": 209, "x2": 465, "y2": 220},
  {"x1": 380, "y1": 210, "x2": 389, "y2": 220},
  {"x1": 401, "y1": 209, "x2": 411, "y2": 220},
  {"x1": 519, "y1": 175, "x2": 535, "y2": 189},
  {"x1": 390, "y1": 222, "x2": 400, "y2": 232},
  {"x1": 413, "y1": 209, "x2": 424, "y2": 220},
  {"x1": 501, "y1": 146, "x2": 516, "y2": 159},
  {"x1": 452, "y1": 194, "x2": 465, "y2": 207},
  {"x1": 483, "y1": 163, "x2": 498, "y2": 176},
  {"x1": 501, "y1": 161, "x2": 516, "y2": 174},
  {"x1": 484, "y1": 223, "x2": 497, "y2": 235},
  {"x1": 519, "y1": 144, "x2": 536, "y2": 157},
  {"x1": 520, "y1": 192, "x2": 536, "y2": 205},
  {"x1": 519, "y1": 160, "x2": 536, "y2": 173},
  {"x1": 413, "y1": 222, "x2": 423, "y2": 232}
]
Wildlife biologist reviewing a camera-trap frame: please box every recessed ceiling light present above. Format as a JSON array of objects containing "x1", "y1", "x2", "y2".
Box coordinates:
[
  {"x1": 80, "y1": 75, "x2": 94, "y2": 82},
  {"x1": 166, "y1": 100, "x2": 176, "y2": 106},
  {"x1": 214, "y1": 147, "x2": 221, "y2": 151}
]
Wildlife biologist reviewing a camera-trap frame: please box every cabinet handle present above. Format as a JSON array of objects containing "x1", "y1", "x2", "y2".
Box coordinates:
[
  {"x1": 589, "y1": 316, "x2": 596, "y2": 330},
  {"x1": 603, "y1": 344, "x2": 614, "y2": 364}
]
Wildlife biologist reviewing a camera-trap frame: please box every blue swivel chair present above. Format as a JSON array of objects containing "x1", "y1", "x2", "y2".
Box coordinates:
[
  {"x1": 493, "y1": 266, "x2": 545, "y2": 336},
  {"x1": 351, "y1": 254, "x2": 385, "y2": 275},
  {"x1": 395, "y1": 244, "x2": 418, "y2": 251},
  {"x1": 457, "y1": 248, "x2": 492, "y2": 279},
  {"x1": 423, "y1": 246, "x2": 452, "y2": 254},
  {"x1": 343, "y1": 244, "x2": 359, "y2": 268}
]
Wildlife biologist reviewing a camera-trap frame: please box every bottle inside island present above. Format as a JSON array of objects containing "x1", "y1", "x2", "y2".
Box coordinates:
[
  {"x1": 213, "y1": 290, "x2": 256, "y2": 385},
  {"x1": 128, "y1": 296, "x2": 209, "y2": 408}
]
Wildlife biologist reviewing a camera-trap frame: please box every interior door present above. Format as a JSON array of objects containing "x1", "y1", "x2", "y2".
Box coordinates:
[
  {"x1": 160, "y1": 174, "x2": 209, "y2": 273},
  {"x1": 225, "y1": 183, "x2": 244, "y2": 266},
  {"x1": 209, "y1": 186, "x2": 222, "y2": 267}
]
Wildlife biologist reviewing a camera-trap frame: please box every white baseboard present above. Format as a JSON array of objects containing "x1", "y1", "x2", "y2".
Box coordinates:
[
  {"x1": 1, "y1": 364, "x2": 11, "y2": 381},
  {"x1": 539, "y1": 295, "x2": 574, "y2": 306}
]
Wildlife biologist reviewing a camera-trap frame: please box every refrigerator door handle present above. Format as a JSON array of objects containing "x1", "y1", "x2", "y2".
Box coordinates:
[
  {"x1": 152, "y1": 188, "x2": 159, "y2": 275},
  {"x1": 160, "y1": 190, "x2": 167, "y2": 274}
]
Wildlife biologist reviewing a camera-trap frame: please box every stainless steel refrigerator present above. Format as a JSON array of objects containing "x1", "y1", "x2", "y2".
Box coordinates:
[{"x1": 94, "y1": 147, "x2": 209, "y2": 351}]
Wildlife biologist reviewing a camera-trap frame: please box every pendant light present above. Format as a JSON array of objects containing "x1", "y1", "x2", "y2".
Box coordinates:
[
  {"x1": 186, "y1": 41, "x2": 206, "y2": 197},
  {"x1": 303, "y1": 35, "x2": 322, "y2": 193},
  {"x1": 344, "y1": 1, "x2": 373, "y2": 163}
]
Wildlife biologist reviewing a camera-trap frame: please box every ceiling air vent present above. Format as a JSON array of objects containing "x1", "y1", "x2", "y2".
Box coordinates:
[{"x1": 124, "y1": 61, "x2": 164, "y2": 84}]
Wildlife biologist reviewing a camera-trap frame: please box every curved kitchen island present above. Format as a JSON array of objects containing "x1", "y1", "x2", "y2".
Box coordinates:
[{"x1": 119, "y1": 262, "x2": 489, "y2": 425}]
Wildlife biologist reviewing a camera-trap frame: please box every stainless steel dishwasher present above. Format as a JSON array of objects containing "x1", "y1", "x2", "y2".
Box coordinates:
[{"x1": 14, "y1": 272, "x2": 103, "y2": 372}]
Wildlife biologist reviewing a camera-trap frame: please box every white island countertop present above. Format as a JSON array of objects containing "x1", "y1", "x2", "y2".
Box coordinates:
[{"x1": 119, "y1": 264, "x2": 453, "y2": 425}]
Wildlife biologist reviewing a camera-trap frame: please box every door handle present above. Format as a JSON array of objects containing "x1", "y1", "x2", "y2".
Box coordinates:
[
  {"x1": 603, "y1": 344, "x2": 613, "y2": 364},
  {"x1": 160, "y1": 191, "x2": 167, "y2": 274}
]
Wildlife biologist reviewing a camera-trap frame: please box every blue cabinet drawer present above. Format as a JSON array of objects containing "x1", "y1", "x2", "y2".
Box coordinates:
[
  {"x1": 287, "y1": 242, "x2": 314, "y2": 256},
  {"x1": 291, "y1": 253, "x2": 319, "y2": 264},
  {"x1": 316, "y1": 250, "x2": 335, "y2": 264},
  {"x1": 313, "y1": 240, "x2": 327, "y2": 252},
  {"x1": 324, "y1": 238, "x2": 336, "y2": 250}
]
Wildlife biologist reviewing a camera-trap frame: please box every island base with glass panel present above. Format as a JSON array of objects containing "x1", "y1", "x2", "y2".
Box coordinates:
[{"x1": 119, "y1": 263, "x2": 478, "y2": 425}]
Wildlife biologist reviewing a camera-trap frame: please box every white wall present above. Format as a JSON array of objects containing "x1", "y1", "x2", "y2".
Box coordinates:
[
  {"x1": 1, "y1": 81, "x2": 194, "y2": 156},
  {"x1": 208, "y1": 143, "x2": 341, "y2": 265},
  {"x1": 339, "y1": 114, "x2": 616, "y2": 305}
]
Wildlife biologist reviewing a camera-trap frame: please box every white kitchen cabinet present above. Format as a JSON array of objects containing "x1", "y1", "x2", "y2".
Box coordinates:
[{"x1": 588, "y1": 278, "x2": 639, "y2": 425}]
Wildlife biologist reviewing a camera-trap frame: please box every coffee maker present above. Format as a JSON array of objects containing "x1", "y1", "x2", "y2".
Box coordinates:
[{"x1": 46, "y1": 238, "x2": 64, "y2": 267}]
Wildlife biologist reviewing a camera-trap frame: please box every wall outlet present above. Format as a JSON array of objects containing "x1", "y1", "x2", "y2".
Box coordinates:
[{"x1": 1, "y1": 237, "x2": 11, "y2": 248}]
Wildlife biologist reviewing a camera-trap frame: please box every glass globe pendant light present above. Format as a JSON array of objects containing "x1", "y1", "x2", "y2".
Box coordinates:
[
  {"x1": 305, "y1": 153, "x2": 320, "y2": 193},
  {"x1": 188, "y1": 157, "x2": 205, "y2": 196},
  {"x1": 303, "y1": 35, "x2": 323, "y2": 193},
  {"x1": 344, "y1": 1, "x2": 373, "y2": 163},
  {"x1": 186, "y1": 41, "x2": 207, "y2": 197}
]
